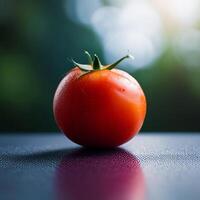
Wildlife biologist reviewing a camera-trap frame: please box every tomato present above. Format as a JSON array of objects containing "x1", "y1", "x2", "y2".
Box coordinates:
[
  {"x1": 53, "y1": 51, "x2": 146, "y2": 148},
  {"x1": 56, "y1": 149, "x2": 145, "y2": 200}
]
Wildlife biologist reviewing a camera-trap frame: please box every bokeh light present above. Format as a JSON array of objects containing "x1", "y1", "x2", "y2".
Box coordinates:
[
  {"x1": 64, "y1": 0, "x2": 102, "y2": 25},
  {"x1": 65, "y1": 0, "x2": 164, "y2": 71},
  {"x1": 92, "y1": 1, "x2": 163, "y2": 70},
  {"x1": 173, "y1": 29, "x2": 200, "y2": 68},
  {"x1": 153, "y1": 0, "x2": 200, "y2": 26}
]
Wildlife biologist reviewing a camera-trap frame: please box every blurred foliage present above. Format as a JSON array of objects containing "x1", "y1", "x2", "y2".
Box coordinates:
[{"x1": 0, "y1": 0, "x2": 200, "y2": 132}]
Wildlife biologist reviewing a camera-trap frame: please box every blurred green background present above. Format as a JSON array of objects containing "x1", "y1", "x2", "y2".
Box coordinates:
[{"x1": 0, "y1": 0, "x2": 200, "y2": 132}]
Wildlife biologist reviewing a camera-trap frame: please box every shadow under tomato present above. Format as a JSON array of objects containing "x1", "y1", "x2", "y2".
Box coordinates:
[{"x1": 55, "y1": 148, "x2": 145, "y2": 200}]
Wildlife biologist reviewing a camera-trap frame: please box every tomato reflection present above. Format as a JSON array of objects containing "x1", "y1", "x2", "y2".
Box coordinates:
[{"x1": 55, "y1": 148, "x2": 145, "y2": 200}]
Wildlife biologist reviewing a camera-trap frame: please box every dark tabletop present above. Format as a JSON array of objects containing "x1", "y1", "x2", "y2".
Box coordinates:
[{"x1": 0, "y1": 133, "x2": 200, "y2": 200}]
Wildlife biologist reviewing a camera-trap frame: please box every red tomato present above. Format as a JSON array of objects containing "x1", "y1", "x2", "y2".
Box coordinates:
[{"x1": 53, "y1": 52, "x2": 146, "y2": 148}]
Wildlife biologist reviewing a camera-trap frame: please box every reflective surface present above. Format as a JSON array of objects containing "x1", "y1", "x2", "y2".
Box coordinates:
[
  {"x1": 55, "y1": 149, "x2": 144, "y2": 200},
  {"x1": 0, "y1": 133, "x2": 200, "y2": 200}
]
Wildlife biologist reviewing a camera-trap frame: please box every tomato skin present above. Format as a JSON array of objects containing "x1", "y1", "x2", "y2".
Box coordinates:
[{"x1": 53, "y1": 67, "x2": 146, "y2": 148}]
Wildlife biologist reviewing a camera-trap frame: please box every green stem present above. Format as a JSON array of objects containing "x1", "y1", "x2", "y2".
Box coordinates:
[
  {"x1": 84, "y1": 50, "x2": 93, "y2": 65},
  {"x1": 71, "y1": 51, "x2": 134, "y2": 72},
  {"x1": 93, "y1": 54, "x2": 102, "y2": 70},
  {"x1": 106, "y1": 54, "x2": 134, "y2": 70}
]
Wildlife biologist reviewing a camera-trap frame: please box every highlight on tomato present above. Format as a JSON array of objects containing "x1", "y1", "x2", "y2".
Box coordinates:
[{"x1": 53, "y1": 51, "x2": 146, "y2": 148}]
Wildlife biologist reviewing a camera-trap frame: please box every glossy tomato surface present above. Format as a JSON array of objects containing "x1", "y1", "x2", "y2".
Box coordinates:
[{"x1": 53, "y1": 67, "x2": 146, "y2": 148}]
